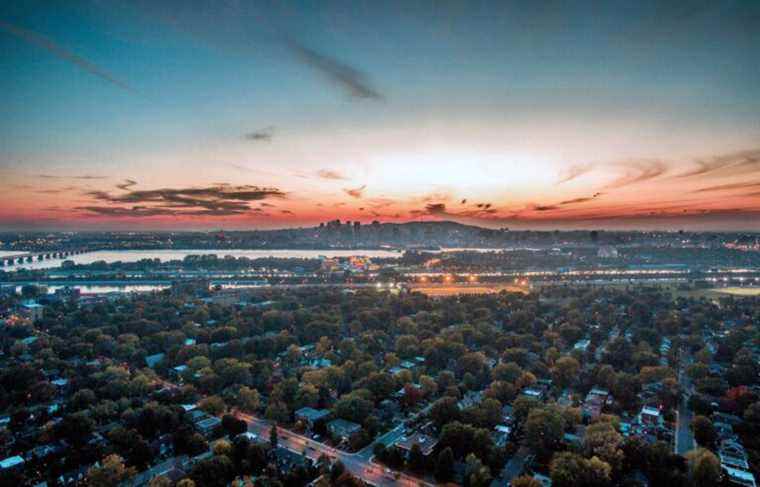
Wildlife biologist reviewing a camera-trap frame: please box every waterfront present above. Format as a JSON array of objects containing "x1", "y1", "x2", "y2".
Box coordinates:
[{"x1": 0, "y1": 248, "x2": 403, "y2": 271}]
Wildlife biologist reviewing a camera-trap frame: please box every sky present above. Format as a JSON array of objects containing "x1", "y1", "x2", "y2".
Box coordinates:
[{"x1": 1, "y1": 0, "x2": 759, "y2": 231}]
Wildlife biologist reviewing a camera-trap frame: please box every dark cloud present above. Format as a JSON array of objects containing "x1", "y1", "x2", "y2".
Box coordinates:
[
  {"x1": 425, "y1": 203, "x2": 447, "y2": 215},
  {"x1": 677, "y1": 149, "x2": 760, "y2": 178},
  {"x1": 285, "y1": 38, "x2": 383, "y2": 101},
  {"x1": 0, "y1": 20, "x2": 134, "y2": 94},
  {"x1": 243, "y1": 126, "x2": 274, "y2": 142},
  {"x1": 343, "y1": 185, "x2": 366, "y2": 199},
  {"x1": 280, "y1": 209, "x2": 294, "y2": 215},
  {"x1": 317, "y1": 169, "x2": 348, "y2": 180},
  {"x1": 559, "y1": 193, "x2": 602, "y2": 206},
  {"x1": 605, "y1": 160, "x2": 667, "y2": 188},
  {"x1": 80, "y1": 182, "x2": 285, "y2": 217},
  {"x1": 558, "y1": 197, "x2": 593, "y2": 205},
  {"x1": 116, "y1": 179, "x2": 138, "y2": 191},
  {"x1": 533, "y1": 205, "x2": 559, "y2": 211},
  {"x1": 556, "y1": 163, "x2": 593, "y2": 184}
]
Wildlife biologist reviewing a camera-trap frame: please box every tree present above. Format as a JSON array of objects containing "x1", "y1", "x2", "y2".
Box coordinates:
[
  {"x1": 511, "y1": 476, "x2": 542, "y2": 487},
  {"x1": 189, "y1": 455, "x2": 235, "y2": 487},
  {"x1": 199, "y1": 395, "x2": 226, "y2": 416},
  {"x1": 464, "y1": 453, "x2": 492, "y2": 487},
  {"x1": 237, "y1": 386, "x2": 260, "y2": 412},
  {"x1": 212, "y1": 439, "x2": 232, "y2": 456},
  {"x1": 435, "y1": 447, "x2": 455, "y2": 482},
  {"x1": 222, "y1": 414, "x2": 247, "y2": 437},
  {"x1": 745, "y1": 401, "x2": 760, "y2": 432},
  {"x1": 430, "y1": 396, "x2": 460, "y2": 428},
  {"x1": 550, "y1": 452, "x2": 611, "y2": 487},
  {"x1": 552, "y1": 356, "x2": 580, "y2": 388},
  {"x1": 148, "y1": 476, "x2": 173, "y2": 487},
  {"x1": 583, "y1": 421, "x2": 624, "y2": 472},
  {"x1": 512, "y1": 395, "x2": 540, "y2": 425},
  {"x1": 408, "y1": 443, "x2": 425, "y2": 473},
  {"x1": 691, "y1": 415, "x2": 717, "y2": 448},
  {"x1": 269, "y1": 423, "x2": 278, "y2": 449},
  {"x1": 685, "y1": 448, "x2": 721, "y2": 487},
  {"x1": 492, "y1": 362, "x2": 523, "y2": 383},
  {"x1": 524, "y1": 407, "x2": 564, "y2": 456},
  {"x1": 419, "y1": 375, "x2": 438, "y2": 397},
  {"x1": 86, "y1": 454, "x2": 135, "y2": 487}
]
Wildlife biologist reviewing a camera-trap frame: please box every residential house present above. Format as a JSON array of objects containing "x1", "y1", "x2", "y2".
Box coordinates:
[
  {"x1": 295, "y1": 407, "x2": 331, "y2": 429},
  {"x1": 327, "y1": 419, "x2": 361, "y2": 443},
  {"x1": 394, "y1": 432, "x2": 438, "y2": 458}
]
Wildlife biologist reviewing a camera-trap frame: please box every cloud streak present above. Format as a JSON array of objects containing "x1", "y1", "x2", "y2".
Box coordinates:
[
  {"x1": 80, "y1": 182, "x2": 286, "y2": 217},
  {"x1": 556, "y1": 163, "x2": 593, "y2": 185},
  {"x1": 36, "y1": 174, "x2": 107, "y2": 180},
  {"x1": 0, "y1": 20, "x2": 135, "y2": 94},
  {"x1": 677, "y1": 149, "x2": 760, "y2": 178},
  {"x1": 343, "y1": 185, "x2": 366, "y2": 198},
  {"x1": 605, "y1": 160, "x2": 667, "y2": 188},
  {"x1": 317, "y1": 169, "x2": 348, "y2": 180},
  {"x1": 692, "y1": 180, "x2": 760, "y2": 193},
  {"x1": 285, "y1": 38, "x2": 383, "y2": 100},
  {"x1": 243, "y1": 126, "x2": 274, "y2": 142}
]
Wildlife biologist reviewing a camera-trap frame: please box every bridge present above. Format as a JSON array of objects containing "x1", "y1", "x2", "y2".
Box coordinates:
[{"x1": 0, "y1": 249, "x2": 89, "y2": 267}]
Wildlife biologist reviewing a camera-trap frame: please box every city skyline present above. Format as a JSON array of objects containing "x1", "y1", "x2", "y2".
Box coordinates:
[{"x1": 2, "y1": 0, "x2": 760, "y2": 231}]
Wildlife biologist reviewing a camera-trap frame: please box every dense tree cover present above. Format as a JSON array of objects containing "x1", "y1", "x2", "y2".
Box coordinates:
[{"x1": 0, "y1": 283, "x2": 758, "y2": 486}]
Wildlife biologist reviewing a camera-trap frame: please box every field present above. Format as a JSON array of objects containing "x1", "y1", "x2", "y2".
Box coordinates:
[{"x1": 408, "y1": 284, "x2": 529, "y2": 296}]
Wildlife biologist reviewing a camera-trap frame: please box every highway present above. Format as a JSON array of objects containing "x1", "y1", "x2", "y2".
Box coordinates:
[{"x1": 236, "y1": 412, "x2": 433, "y2": 487}]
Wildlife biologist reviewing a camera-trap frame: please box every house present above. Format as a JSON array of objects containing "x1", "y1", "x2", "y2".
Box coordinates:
[
  {"x1": 520, "y1": 386, "x2": 546, "y2": 402},
  {"x1": 573, "y1": 339, "x2": 591, "y2": 352},
  {"x1": 21, "y1": 302, "x2": 45, "y2": 322},
  {"x1": 720, "y1": 440, "x2": 750, "y2": 470},
  {"x1": 308, "y1": 358, "x2": 332, "y2": 369},
  {"x1": 295, "y1": 407, "x2": 331, "y2": 428},
  {"x1": 388, "y1": 366, "x2": 404, "y2": 376},
  {"x1": 0, "y1": 455, "x2": 24, "y2": 471},
  {"x1": 638, "y1": 406, "x2": 663, "y2": 427},
  {"x1": 394, "y1": 432, "x2": 438, "y2": 458},
  {"x1": 457, "y1": 390, "x2": 484, "y2": 410},
  {"x1": 327, "y1": 419, "x2": 362, "y2": 442},
  {"x1": 501, "y1": 405, "x2": 514, "y2": 424},
  {"x1": 196, "y1": 417, "x2": 222, "y2": 438},
  {"x1": 145, "y1": 353, "x2": 165, "y2": 368},
  {"x1": 171, "y1": 365, "x2": 189, "y2": 378},
  {"x1": 492, "y1": 425, "x2": 511, "y2": 447},
  {"x1": 582, "y1": 387, "x2": 610, "y2": 419},
  {"x1": 722, "y1": 465, "x2": 756, "y2": 487}
]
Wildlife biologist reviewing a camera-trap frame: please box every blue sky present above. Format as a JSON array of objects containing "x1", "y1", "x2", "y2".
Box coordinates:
[{"x1": 1, "y1": 0, "x2": 759, "y2": 230}]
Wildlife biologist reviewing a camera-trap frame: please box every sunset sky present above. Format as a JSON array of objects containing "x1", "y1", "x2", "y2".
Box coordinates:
[{"x1": 1, "y1": 0, "x2": 759, "y2": 231}]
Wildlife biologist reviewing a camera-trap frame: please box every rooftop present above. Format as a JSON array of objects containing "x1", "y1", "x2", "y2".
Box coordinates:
[{"x1": 395, "y1": 432, "x2": 439, "y2": 456}]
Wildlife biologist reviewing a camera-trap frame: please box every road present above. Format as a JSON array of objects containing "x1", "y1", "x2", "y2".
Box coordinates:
[
  {"x1": 674, "y1": 349, "x2": 696, "y2": 455},
  {"x1": 491, "y1": 446, "x2": 531, "y2": 486},
  {"x1": 236, "y1": 412, "x2": 433, "y2": 487}
]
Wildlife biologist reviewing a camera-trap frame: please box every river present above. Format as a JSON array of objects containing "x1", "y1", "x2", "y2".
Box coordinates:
[{"x1": 1, "y1": 248, "x2": 403, "y2": 271}]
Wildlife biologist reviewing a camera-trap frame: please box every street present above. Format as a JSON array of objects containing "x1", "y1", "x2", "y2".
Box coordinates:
[
  {"x1": 491, "y1": 446, "x2": 530, "y2": 487},
  {"x1": 674, "y1": 349, "x2": 696, "y2": 455},
  {"x1": 236, "y1": 412, "x2": 433, "y2": 487}
]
